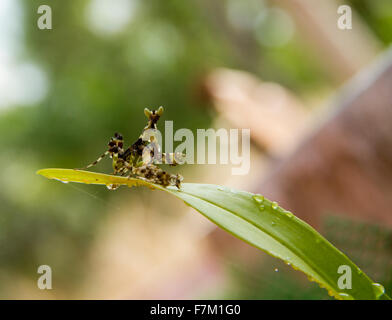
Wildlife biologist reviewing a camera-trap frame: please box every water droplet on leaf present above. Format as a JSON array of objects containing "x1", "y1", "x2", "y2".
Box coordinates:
[
  {"x1": 106, "y1": 184, "x2": 119, "y2": 190},
  {"x1": 272, "y1": 201, "x2": 278, "y2": 210},
  {"x1": 372, "y1": 283, "x2": 385, "y2": 299},
  {"x1": 253, "y1": 195, "x2": 264, "y2": 204},
  {"x1": 54, "y1": 178, "x2": 69, "y2": 184},
  {"x1": 338, "y1": 293, "x2": 354, "y2": 300}
]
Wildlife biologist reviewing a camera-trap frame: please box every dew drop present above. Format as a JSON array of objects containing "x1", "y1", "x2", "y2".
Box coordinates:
[
  {"x1": 253, "y1": 195, "x2": 264, "y2": 204},
  {"x1": 54, "y1": 178, "x2": 69, "y2": 184},
  {"x1": 259, "y1": 204, "x2": 265, "y2": 211},
  {"x1": 271, "y1": 201, "x2": 278, "y2": 210},
  {"x1": 285, "y1": 211, "x2": 293, "y2": 218},
  {"x1": 106, "y1": 184, "x2": 119, "y2": 190},
  {"x1": 372, "y1": 283, "x2": 385, "y2": 299},
  {"x1": 217, "y1": 186, "x2": 225, "y2": 191},
  {"x1": 271, "y1": 221, "x2": 276, "y2": 226},
  {"x1": 338, "y1": 292, "x2": 354, "y2": 300},
  {"x1": 274, "y1": 268, "x2": 279, "y2": 272}
]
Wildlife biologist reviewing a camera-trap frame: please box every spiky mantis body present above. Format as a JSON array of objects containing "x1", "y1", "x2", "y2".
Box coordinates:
[{"x1": 79, "y1": 106, "x2": 184, "y2": 189}]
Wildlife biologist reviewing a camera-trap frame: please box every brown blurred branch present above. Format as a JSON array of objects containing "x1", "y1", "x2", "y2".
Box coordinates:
[
  {"x1": 257, "y1": 47, "x2": 392, "y2": 228},
  {"x1": 203, "y1": 68, "x2": 310, "y2": 157}
]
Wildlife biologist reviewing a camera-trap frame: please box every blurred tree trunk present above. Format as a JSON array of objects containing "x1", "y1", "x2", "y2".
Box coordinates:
[{"x1": 257, "y1": 48, "x2": 392, "y2": 229}]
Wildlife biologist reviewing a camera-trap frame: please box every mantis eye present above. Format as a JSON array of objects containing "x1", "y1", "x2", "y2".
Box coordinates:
[{"x1": 114, "y1": 132, "x2": 123, "y2": 140}]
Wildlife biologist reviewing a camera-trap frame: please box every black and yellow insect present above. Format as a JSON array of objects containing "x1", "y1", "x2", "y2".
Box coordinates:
[{"x1": 78, "y1": 106, "x2": 184, "y2": 189}]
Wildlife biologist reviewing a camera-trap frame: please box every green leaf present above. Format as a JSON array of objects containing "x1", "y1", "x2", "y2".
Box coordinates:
[{"x1": 37, "y1": 168, "x2": 390, "y2": 300}]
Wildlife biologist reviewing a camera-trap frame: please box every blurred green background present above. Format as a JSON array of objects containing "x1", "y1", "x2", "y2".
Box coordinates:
[{"x1": 0, "y1": 0, "x2": 391, "y2": 299}]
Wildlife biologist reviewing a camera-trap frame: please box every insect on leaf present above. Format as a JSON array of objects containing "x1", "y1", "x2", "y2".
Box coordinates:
[{"x1": 37, "y1": 168, "x2": 390, "y2": 300}]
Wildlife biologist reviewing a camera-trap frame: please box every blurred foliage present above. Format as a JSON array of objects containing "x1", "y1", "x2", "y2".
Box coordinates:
[
  {"x1": 223, "y1": 255, "x2": 332, "y2": 300},
  {"x1": 349, "y1": 0, "x2": 392, "y2": 44},
  {"x1": 223, "y1": 216, "x2": 392, "y2": 299}
]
